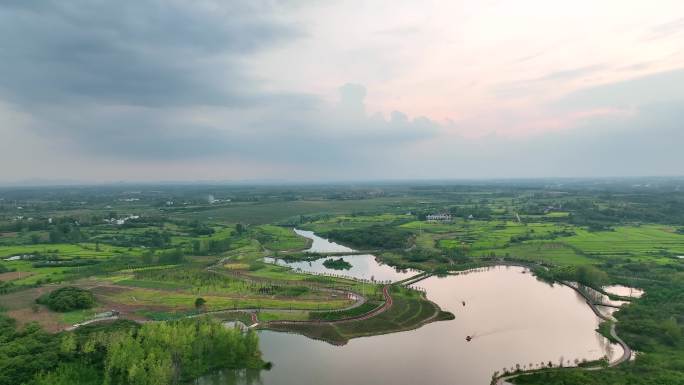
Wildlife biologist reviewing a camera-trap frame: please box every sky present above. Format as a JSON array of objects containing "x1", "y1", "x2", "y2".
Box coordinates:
[{"x1": 1, "y1": 0, "x2": 683, "y2": 183}]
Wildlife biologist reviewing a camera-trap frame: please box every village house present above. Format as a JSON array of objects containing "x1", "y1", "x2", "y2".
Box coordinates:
[{"x1": 426, "y1": 213, "x2": 452, "y2": 222}]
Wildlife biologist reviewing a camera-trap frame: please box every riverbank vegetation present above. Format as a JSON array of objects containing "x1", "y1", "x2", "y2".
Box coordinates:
[
  {"x1": 322, "y1": 258, "x2": 352, "y2": 270},
  {"x1": 0, "y1": 314, "x2": 265, "y2": 385}
]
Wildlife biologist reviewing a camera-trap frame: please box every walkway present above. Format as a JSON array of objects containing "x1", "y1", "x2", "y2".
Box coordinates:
[
  {"x1": 395, "y1": 272, "x2": 433, "y2": 286},
  {"x1": 262, "y1": 285, "x2": 392, "y2": 326},
  {"x1": 560, "y1": 281, "x2": 632, "y2": 367},
  {"x1": 493, "y1": 280, "x2": 633, "y2": 385}
]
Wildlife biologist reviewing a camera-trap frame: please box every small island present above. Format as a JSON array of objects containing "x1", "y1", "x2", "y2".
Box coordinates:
[{"x1": 323, "y1": 258, "x2": 353, "y2": 270}]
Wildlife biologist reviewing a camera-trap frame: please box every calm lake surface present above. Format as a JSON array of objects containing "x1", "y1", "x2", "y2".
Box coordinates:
[
  {"x1": 265, "y1": 229, "x2": 417, "y2": 282},
  {"x1": 294, "y1": 228, "x2": 353, "y2": 253},
  {"x1": 199, "y1": 265, "x2": 621, "y2": 385},
  {"x1": 264, "y1": 255, "x2": 415, "y2": 283}
]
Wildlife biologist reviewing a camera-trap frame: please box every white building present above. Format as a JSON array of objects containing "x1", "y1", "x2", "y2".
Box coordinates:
[{"x1": 426, "y1": 213, "x2": 452, "y2": 222}]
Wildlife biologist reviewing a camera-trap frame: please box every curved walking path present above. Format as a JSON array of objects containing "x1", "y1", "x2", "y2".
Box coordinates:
[
  {"x1": 493, "y1": 280, "x2": 633, "y2": 385},
  {"x1": 560, "y1": 281, "x2": 632, "y2": 366},
  {"x1": 395, "y1": 271, "x2": 433, "y2": 286},
  {"x1": 66, "y1": 285, "x2": 392, "y2": 332},
  {"x1": 64, "y1": 316, "x2": 120, "y2": 331},
  {"x1": 262, "y1": 285, "x2": 392, "y2": 326},
  {"x1": 207, "y1": 269, "x2": 369, "y2": 312}
]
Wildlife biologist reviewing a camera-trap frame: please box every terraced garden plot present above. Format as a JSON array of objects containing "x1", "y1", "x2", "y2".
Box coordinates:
[
  {"x1": 563, "y1": 226, "x2": 684, "y2": 259},
  {"x1": 475, "y1": 242, "x2": 594, "y2": 265},
  {"x1": 266, "y1": 287, "x2": 450, "y2": 344},
  {"x1": 402, "y1": 220, "x2": 570, "y2": 251},
  {"x1": 97, "y1": 286, "x2": 351, "y2": 311},
  {"x1": 0, "y1": 243, "x2": 139, "y2": 259}
]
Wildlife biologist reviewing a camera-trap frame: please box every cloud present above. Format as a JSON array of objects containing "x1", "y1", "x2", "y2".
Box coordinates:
[
  {"x1": 554, "y1": 67, "x2": 684, "y2": 109},
  {"x1": 0, "y1": 1, "x2": 682, "y2": 182},
  {"x1": 0, "y1": 1, "x2": 438, "y2": 171},
  {"x1": 422, "y1": 68, "x2": 684, "y2": 178},
  {"x1": 647, "y1": 17, "x2": 684, "y2": 40},
  {"x1": 0, "y1": 1, "x2": 304, "y2": 107},
  {"x1": 534, "y1": 65, "x2": 606, "y2": 82},
  {"x1": 494, "y1": 65, "x2": 607, "y2": 99}
]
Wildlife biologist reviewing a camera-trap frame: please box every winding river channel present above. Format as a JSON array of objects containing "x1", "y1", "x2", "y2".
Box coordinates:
[{"x1": 197, "y1": 230, "x2": 622, "y2": 385}]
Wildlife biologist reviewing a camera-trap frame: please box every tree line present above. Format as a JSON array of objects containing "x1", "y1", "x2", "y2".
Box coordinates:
[{"x1": 0, "y1": 315, "x2": 266, "y2": 385}]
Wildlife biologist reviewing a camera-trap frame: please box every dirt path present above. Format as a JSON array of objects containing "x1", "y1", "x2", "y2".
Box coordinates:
[{"x1": 67, "y1": 276, "x2": 371, "y2": 331}]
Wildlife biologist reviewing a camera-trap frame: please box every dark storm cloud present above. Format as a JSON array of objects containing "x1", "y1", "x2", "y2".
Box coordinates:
[
  {"x1": 3, "y1": 1, "x2": 679, "y2": 181},
  {"x1": 0, "y1": 0, "x2": 300, "y2": 106},
  {"x1": 0, "y1": 1, "x2": 436, "y2": 165}
]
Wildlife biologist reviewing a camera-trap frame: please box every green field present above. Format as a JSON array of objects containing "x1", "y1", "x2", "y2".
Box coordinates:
[
  {"x1": 563, "y1": 225, "x2": 684, "y2": 259},
  {"x1": 180, "y1": 198, "x2": 424, "y2": 224},
  {"x1": 254, "y1": 225, "x2": 309, "y2": 251},
  {"x1": 102, "y1": 287, "x2": 350, "y2": 311},
  {"x1": 2, "y1": 182, "x2": 684, "y2": 385}
]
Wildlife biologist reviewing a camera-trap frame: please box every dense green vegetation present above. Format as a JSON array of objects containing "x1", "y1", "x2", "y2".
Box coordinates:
[
  {"x1": 0, "y1": 314, "x2": 265, "y2": 385},
  {"x1": 0, "y1": 314, "x2": 61, "y2": 385},
  {"x1": 36, "y1": 287, "x2": 96, "y2": 312},
  {"x1": 322, "y1": 258, "x2": 352, "y2": 270},
  {"x1": 93, "y1": 317, "x2": 263, "y2": 385},
  {"x1": 1, "y1": 180, "x2": 684, "y2": 384},
  {"x1": 323, "y1": 225, "x2": 412, "y2": 249}
]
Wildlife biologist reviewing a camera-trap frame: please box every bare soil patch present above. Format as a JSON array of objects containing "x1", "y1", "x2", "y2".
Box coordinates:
[
  {"x1": 0, "y1": 271, "x2": 34, "y2": 282},
  {"x1": 7, "y1": 307, "x2": 63, "y2": 332},
  {"x1": 0, "y1": 285, "x2": 61, "y2": 310}
]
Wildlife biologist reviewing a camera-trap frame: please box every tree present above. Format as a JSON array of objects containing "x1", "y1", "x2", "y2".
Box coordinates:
[
  {"x1": 235, "y1": 223, "x2": 246, "y2": 235},
  {"x1": 36, "y1": 287, "x2": 96, "y2": 312},
  {"x1": 30, "y1": 233, "x2": 41, "y2": 244},
  {"x1": 194, "y1": 297, "x2": 206, "y2": 311},
  {"x1": 575, "y1": 265, "x2": 608, "y2": 287}
]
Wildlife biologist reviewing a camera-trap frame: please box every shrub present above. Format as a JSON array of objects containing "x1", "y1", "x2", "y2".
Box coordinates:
[{"x1": 36, "y1": 287, "x2": 96, "y2": 312}]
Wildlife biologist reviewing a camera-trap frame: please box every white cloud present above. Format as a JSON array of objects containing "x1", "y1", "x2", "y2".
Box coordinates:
[{"x1": 0, "y1": 0, "x2": 683, "y2": 182}]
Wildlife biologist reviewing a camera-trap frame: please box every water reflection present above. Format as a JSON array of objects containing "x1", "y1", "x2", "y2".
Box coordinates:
[
  {"x1": 575, "y1": 284, "x2": 630, "y2": 307},
  {"x1": 264, "y1": 255, "x2": 416, "y2": 283},
  {"x1": 195, "y1": 369, "x2": 263, "y2": 385},
  {"x1": 294, "y1": 228, "x2": 353, "y2": 253},
  {"x1": 268, "y1": 229, "x2": 417, "y2": 282},
  {"x1": 197, "y1": 266, "x2": 620, "y2": 385}
]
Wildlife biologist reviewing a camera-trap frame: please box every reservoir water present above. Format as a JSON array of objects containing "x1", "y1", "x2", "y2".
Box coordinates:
[
  {"x1": 264, "y1": 254, "x2": 416, "y2": 283},
  {"x1": 294, "y1": 228, "x2": 354, "y2": 253},
  {"x1": 265, "y1": 229, "x2": 417, "y2": 282},
  {"x1": 198, "y1": 231, "x2": 621, "y2": 385}
]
